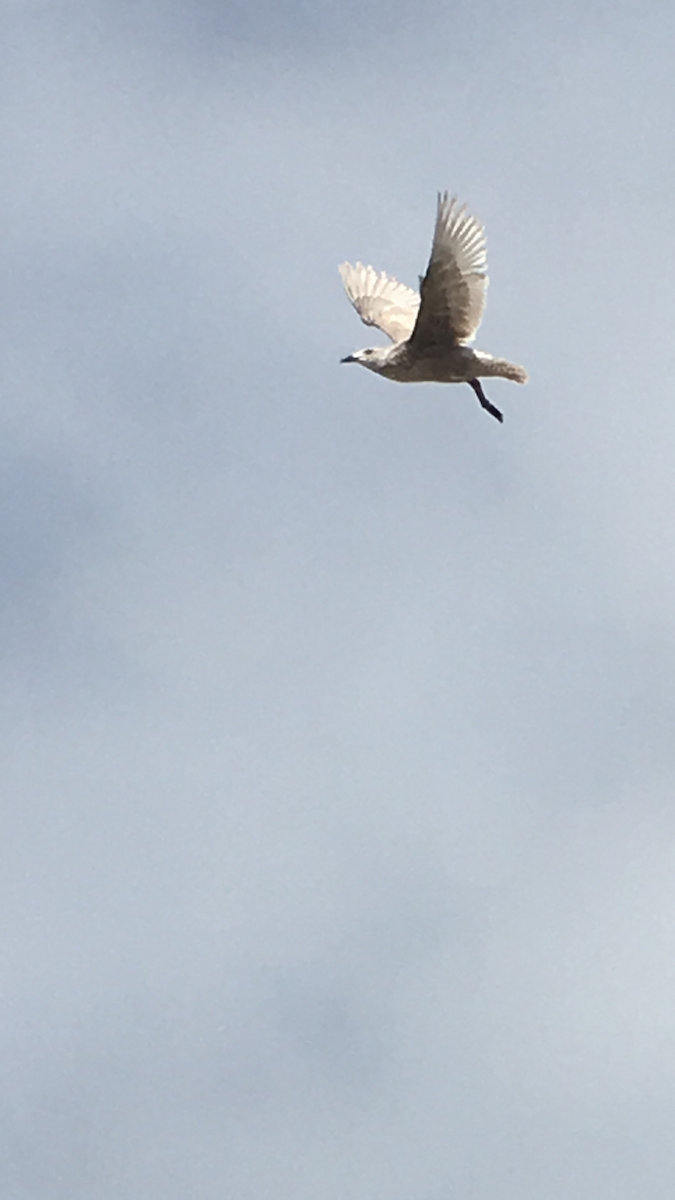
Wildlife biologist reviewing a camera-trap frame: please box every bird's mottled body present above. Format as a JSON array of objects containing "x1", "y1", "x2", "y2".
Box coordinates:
[
  {"x1": 349, "y1": 343, "x2": 526, "y2": 386},
  {"x1": 339, "y1": 194, "x2": 527, "y2": 422}
]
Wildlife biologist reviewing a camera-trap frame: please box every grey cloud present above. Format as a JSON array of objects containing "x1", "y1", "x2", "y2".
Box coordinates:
[{"x1": 2, "y1": 1, "x2": 675, "y2": 1196}]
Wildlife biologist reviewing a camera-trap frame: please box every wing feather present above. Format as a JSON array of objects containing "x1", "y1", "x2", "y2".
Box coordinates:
[
  {"x1": 410, "y1": 193, "x2": 488, "y2": 348},
  {"x1": 339, "y1": 261, "x2": 420, "y2": 344}
]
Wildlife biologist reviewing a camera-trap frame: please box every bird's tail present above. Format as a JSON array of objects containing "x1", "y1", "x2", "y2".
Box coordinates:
[{"x1": 477, "y1": 355, "x2": 528, "y2": 384}]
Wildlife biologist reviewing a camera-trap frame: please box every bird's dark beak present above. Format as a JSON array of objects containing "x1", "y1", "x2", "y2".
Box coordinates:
[{"x1": 340, "y1": 354, "x2": 356, "y2": 363}]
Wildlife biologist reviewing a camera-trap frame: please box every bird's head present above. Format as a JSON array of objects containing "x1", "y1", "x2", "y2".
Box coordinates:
[{"x1": 340, "y1": 346, "x2": 391, "y2": 374}]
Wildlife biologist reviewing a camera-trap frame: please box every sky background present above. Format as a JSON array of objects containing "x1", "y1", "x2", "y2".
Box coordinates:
[{"x1": 3, "y1": 0, "x2": 675, "y2": 1196}]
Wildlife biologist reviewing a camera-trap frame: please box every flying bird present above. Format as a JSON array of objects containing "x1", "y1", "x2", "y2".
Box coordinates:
[{"x1": 339, "y1": 193, "x2": 527, "y2": 423}]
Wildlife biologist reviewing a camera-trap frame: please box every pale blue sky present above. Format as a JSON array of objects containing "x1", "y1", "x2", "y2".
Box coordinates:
[{"x1": 2, "y1": 2, "x2": 675, "y2": 1196}]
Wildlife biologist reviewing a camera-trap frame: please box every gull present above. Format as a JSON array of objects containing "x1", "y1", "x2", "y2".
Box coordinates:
[{"x1": 339, "y1": 193, "x2": 527, "y2": 422}]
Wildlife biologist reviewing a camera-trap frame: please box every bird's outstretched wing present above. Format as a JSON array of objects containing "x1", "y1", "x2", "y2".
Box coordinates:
[
  {"x1": 339, "y1": 262, "x2": 420, "y2": 344},
  {"x1": 410, "y1": 193, "x2": 488, "y2": 349}
]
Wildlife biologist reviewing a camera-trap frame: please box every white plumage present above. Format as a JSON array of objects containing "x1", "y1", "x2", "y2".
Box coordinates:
[{"x1": 339, "y1": 192, "x2": 527, "y2": 423}]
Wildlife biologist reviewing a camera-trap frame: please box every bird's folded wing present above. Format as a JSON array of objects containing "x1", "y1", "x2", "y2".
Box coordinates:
[
  {"x1": 410, "y1": 193, "x2": 488, "y2": 348},
  {"x1": 339, "y1": 262, "x2": 420, "y2": 344}
]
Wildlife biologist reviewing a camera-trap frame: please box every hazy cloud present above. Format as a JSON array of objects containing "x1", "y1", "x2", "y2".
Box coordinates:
[{"x1": 2, "y1": 1, "x2": 675, "y2": 1196}]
